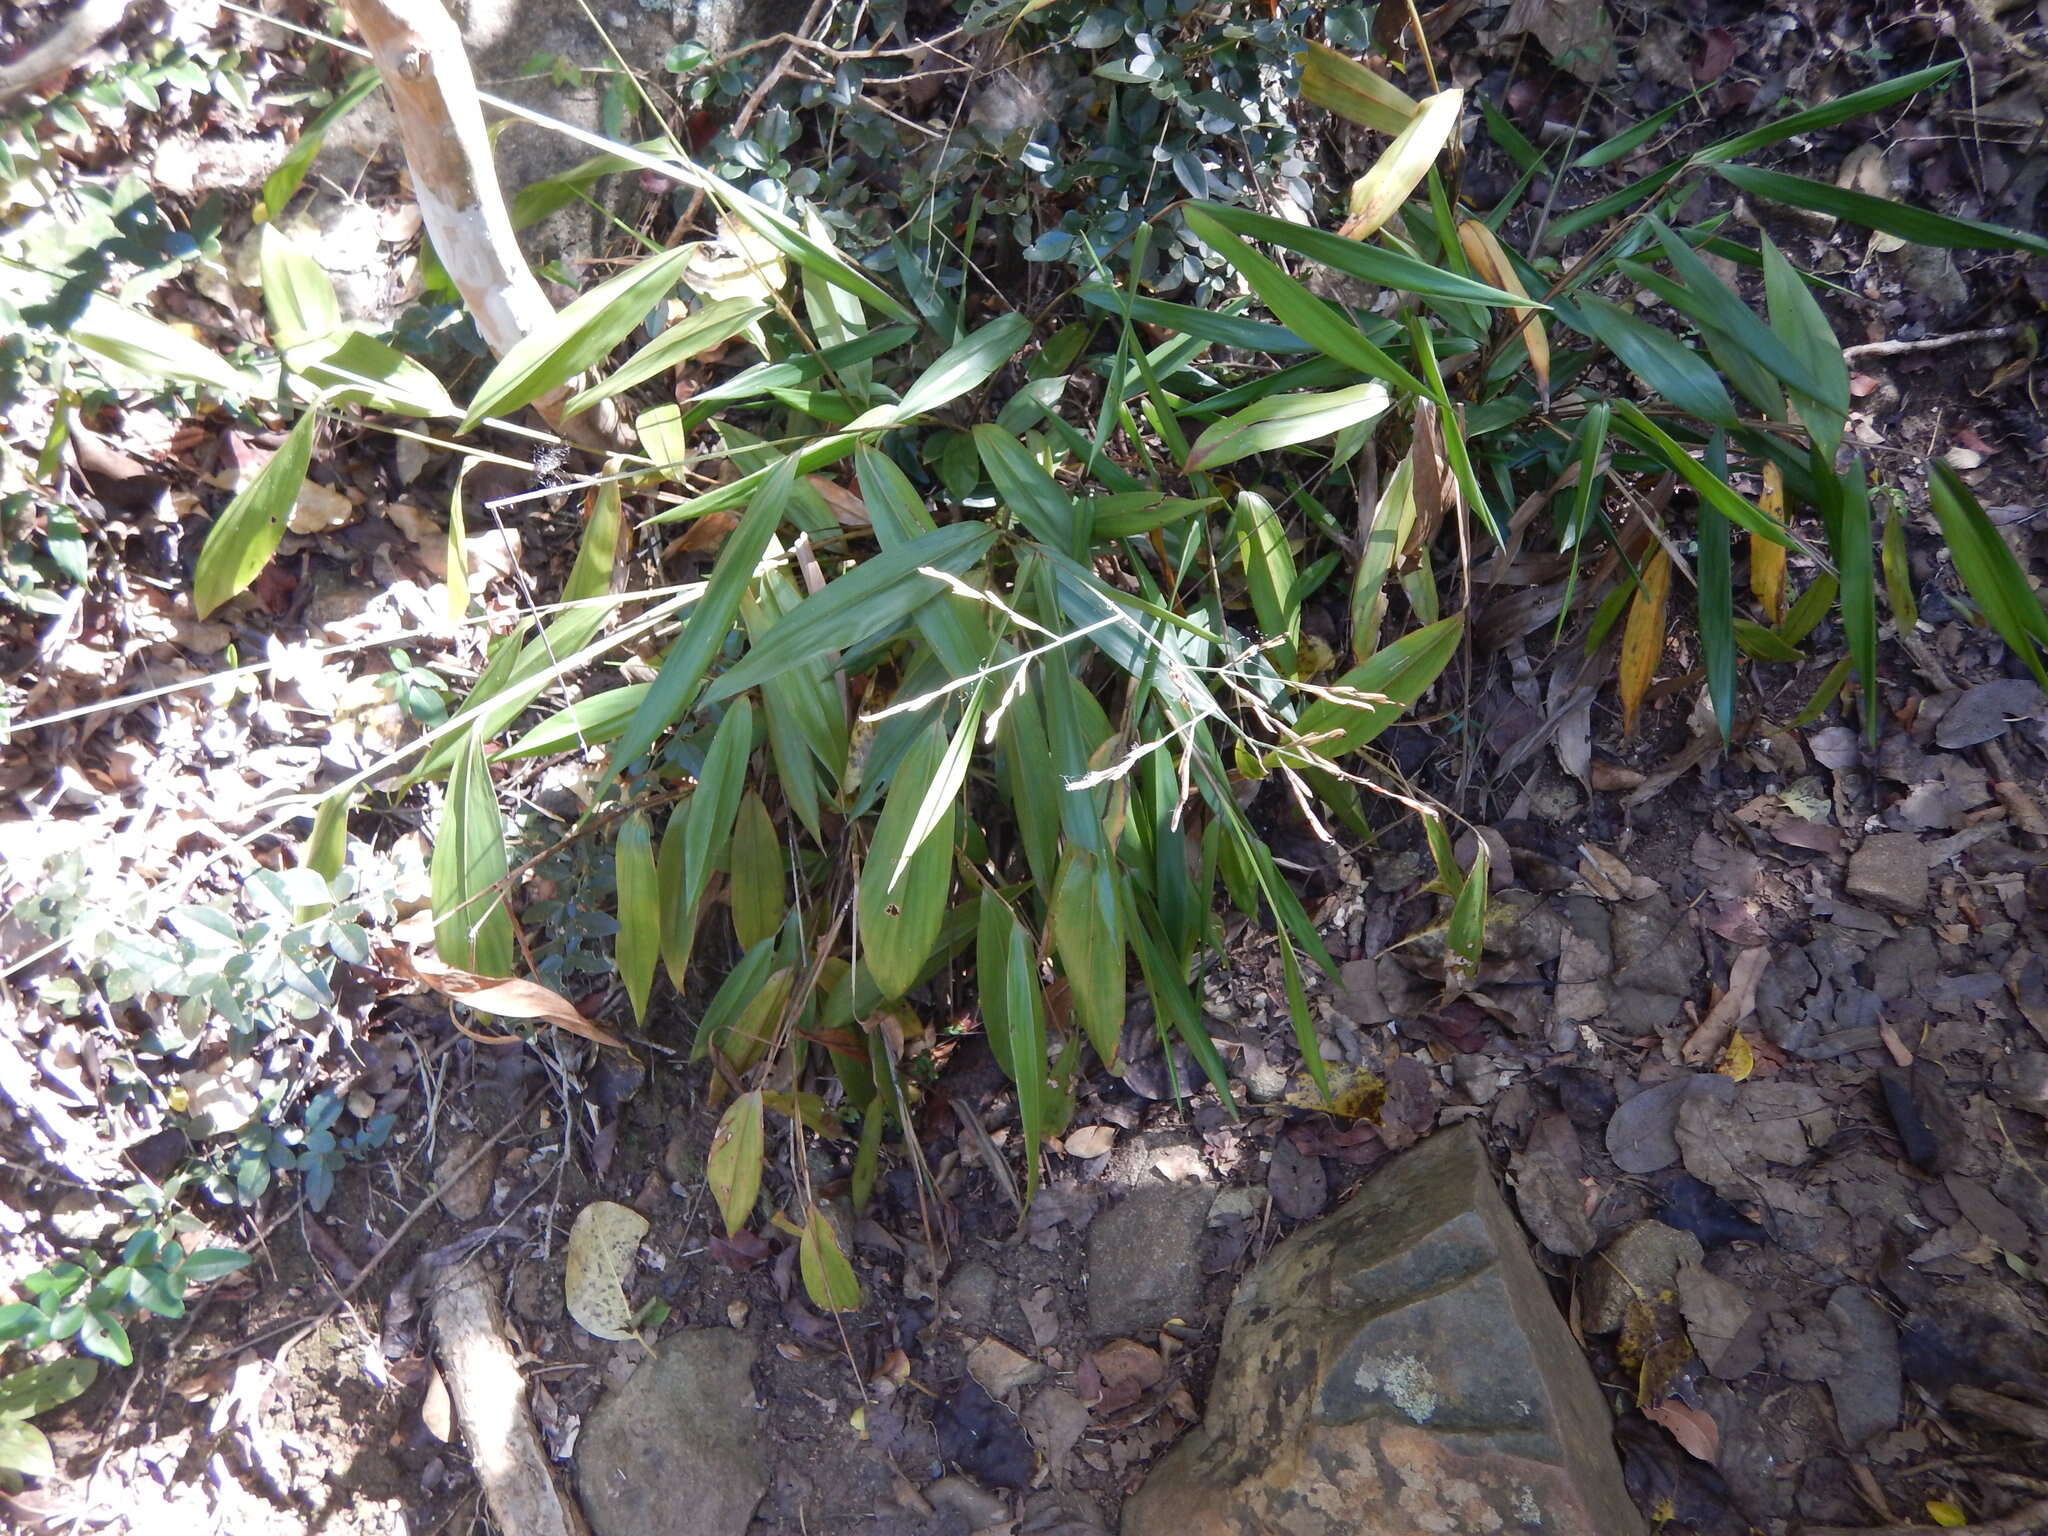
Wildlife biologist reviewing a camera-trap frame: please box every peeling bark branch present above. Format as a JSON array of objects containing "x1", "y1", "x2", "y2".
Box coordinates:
[
  {"x1": 0, "y1": 0, "x2": 131, "y2": 108},
  {"x1": 340, "y1": 0, "x2": 623, "y2": 451}
]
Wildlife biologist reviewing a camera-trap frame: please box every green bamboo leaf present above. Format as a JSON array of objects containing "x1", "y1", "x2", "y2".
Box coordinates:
[
  {"x1": 1779, "y1": 572, "x2": 1839, "y2": 646},
  {"x1": 615, "y1": 811, "x2": 659, "y2": 1024},
  {"x1": 1299, "y1": 39, "x2": 1420, "y2": 134},
  {"x1": 857, "y1": 723, "x2": 954, "y2": 1000},
  {"x1": 1734, "y1": 618, "x2": 1803, "y2": 662},
  {"x1": 259, "y1": 225, "x2": 341, "y2": 348},
  {"x1": 1695, "y1": 62, "x2": 1958, "y2": 165},
  {"x1": 1560, "y1": 293, "x2": 1735, "y2": 427},
  {"x1": 1234, "y1": 489, "x2": 1298, "y2": 650},
  {"x1": 974, "y1": 425, "x2": 1084, "y2": 556},
  {"x1": 1828, "y1": 456, "x2": 1881, "y2": 746},
  {"x1": 1351, "y1": 457, "x2": 1415, "y2": 662},
  {"x1": 1698, "y1": 469, "x2": 1737, "y2": 743},
  {"x1": 728, "y1": 790, "x2": 784, "y2": 948},
  {"x1": 1051, "y1": 847, "x2": 1125, "y2": 1068},
  {"x1": 1545, "y1": 162, "x2": 1687, "y2": 246},
  {"x1": 1076, "y1": 284, "x2": 1311, "y2": 353},
  {"x1": 432, "y1": 725, "x2": 514, "y2": 977},
  {"x1": 1121, "y1": 882, "x2": 1238, "y2": 1114},
  {"x1": 1423, "y1": 810, "x2": 1462, "y2": 895},
  {"x1": 258, "y1": 67, "x2": 380, "y2": 220},
  {"x1": 1286, "y1": 613, "x2": 1463, "y2": 763},
  {"x1": 1611, "y1": 402, "x2": 1820, "y2": 559},
  {"x1": 700, "y1": 521, "x2": 998, "y2": 707},
  {"x1": 1182, "y1": 209, "x2": 1429, "y2": 396},
  {"x1": 716, "y1": 181, "x2": 912, "y2": 324},
  {"x1": 193, "y1": 412, "x2": 316, "y2": 618},
  {"x1": 609, "y1": 459, "x2": 796, "y2": 783},
  {"x1": 1187, "y1": 381, "x2": 1392, "y2": 474},
  {"x1": 562, "y1": 478, "x2": 624, "y2": 605},
  {"x1": 888, "y1": 314, "x2": 1033, "y2": 421},
  {"x1": 706, "y1": 1091, "x2": 764, "y2": 1237},
  {"x1": 797, "y1": 1203, "x2": 863, "y2": 1311},
  {"x1": 1446, "y1": 842, "x2": 1489, "y2": 965},
  {"x1": 1644, "y1": 220, "x2": 1841, "y2": 418},
  {"x1": 1575, "y1": 94, "x2": 1691, "y2": 170},
  {"x1": 978, "y1": 890, "x2": 1047, "y2": 1203},
  {"x1": 292, "y1": 329, "x2": 455, "y2": 418},
  {"x1": 564, "y1": 296, "x2": 767, "y2": 415},
  {"x1": 1791, "y1": 654, "x2": 1855, "y2": 728},
  {"x1": 891, "y1": 684, "x2": 984, "y2": 892},
  {"x1": 1715, "y1": 163, "x2": 2048, "y2": 259},
  {"x1": 462, "y1": 244, "x2": 695, "y2": 429},
  {"x1": 304, "y1": 789, "x2": 350, "y2": 882},
  {"x1": 690, "y1": 935, "x2": 778, "y2": 1059},
  {"x1": 1927, "y1": 462, "x2": 2048, "y2": 688},
  {"x1": 1881, "y1": 499, "x2": 1918, "y2": 631},
  {"x1": 497, "y1": 685, "x2": 651, "y2": 761},
  {"x1": 70, "y1": 294, "x2": 262, "y2": 398},
  {"x1": 659, "y1": 699, "x2": 754, "y2": 985},
  {"x1": 1186, "y1": 200, "x2": 1537, "y2": 309},
  {"x1": 1758, "y1": 233, "x2": 1849, "y2": 459},
  {"x1": 688, "y1": 326, "x2": 916, "y2": 417}
]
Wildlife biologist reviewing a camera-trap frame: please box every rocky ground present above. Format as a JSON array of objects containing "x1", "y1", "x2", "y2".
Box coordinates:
[{"x1": 6, "y1": 0, "x2": 2048, "y2": 1533}]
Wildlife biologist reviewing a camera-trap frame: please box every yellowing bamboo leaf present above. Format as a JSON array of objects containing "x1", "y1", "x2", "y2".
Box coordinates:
[
  {"x1": 615, "y1": 811, "x2": 659, "y2": 1026},
  {"x1": 717, "y1": 965, "x2": 792, "y2": 1074},
  {"x1": 1456, "y1": 219, "x2": 1550, "y2": 398},
  {"x1": 1339, "y1": 88, "x2": 1463, "y2": 242},
  {"x1": 564, "y1": 1200, "x2": 649, "y2": 1341},
  {"x1": 1299, "y1": 41, "x2": 1421, "y2": 135},
  {"x1": 706, "y1": 1091, "x2": 764, "y2": 1237},
  {"x1": 1619, "y1": 545, "x2": 1672, "y2": 738},
  {"x1": 1925, "y1": 1501, "x2": 1968, "y2": 1528},
  {"x1": 728, "y1": 790, "x2": 784, "y2": 948},
  {"x1": 798, "y1": 1204, "x2": 862, "y2": 1312},
  {"x1": 1752, "y1": 461, "x2": 1787, "y2": 623}
]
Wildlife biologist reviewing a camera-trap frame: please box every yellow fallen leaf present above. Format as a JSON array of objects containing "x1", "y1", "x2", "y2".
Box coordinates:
[
  {"x1": 1752, "y1": 461, "x2": 1787, "y2": 624},
  {"x1": 1925, "y1": 1501, "x2": 1967, "y2": 1528},
  {"x1": 1299, "y1": 41, "x2": 1420, "y2": 135},
  {"x1": 1338, "y1": 88, "x2": 1464, "y2": 243},
  {"x1": 1619, "y1": 545, "x2": 1671, "y2": 739},
  {"x1": 564, "y1": 1200, "x2": 650, "y2": 1342},
  {"x1": 1456, "y1": 219, "x2": 1550, "y2": 401},
  {"x1": 1718, "y1": 1031, "x2": 1755, "y2": 1082}
]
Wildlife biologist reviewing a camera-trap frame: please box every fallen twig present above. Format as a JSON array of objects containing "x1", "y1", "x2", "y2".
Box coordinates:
[{"x1": 1842, "y1": 325, "x2": 2023, "y2": 362}]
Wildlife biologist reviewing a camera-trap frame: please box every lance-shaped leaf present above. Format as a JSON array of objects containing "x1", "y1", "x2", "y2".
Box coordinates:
[
  {"x1": 193, "y1": 412, "x2": 316, "y2": 617},
  {"x1": 857, "y1": 722, "x2": 954, "y2": 1000},
  {"x1": 1339, "y1": 88, "x2": 1463, "y2": 242},
  {"x1": 432, "y1": 724, "x2": 515, "y2": 977}
]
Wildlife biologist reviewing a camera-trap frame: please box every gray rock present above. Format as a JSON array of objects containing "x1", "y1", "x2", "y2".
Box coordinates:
[
  {"x1": 1085, "y1": 1184, "x2": 1211, "y2": 1337},
  {"x1": 576, "y1": 1330, "x2": 766, "y2": 1536},
  {"x1": 1846, "y1": 834, "x2": 1930, "y2": 915},
  {"x1": 1120, "y1": 1125, "x2": 1644, "y2": 1536},
  {"x1": 1607, "y1": 894, "x2": 1701, "y2": 1032},
  {"x1": 1824, "y1": 1287, "x2": 1901, "y2": 1446},
  {"x1": 944, "y1": 1261, "x2": 1000, "y2": 1333}
]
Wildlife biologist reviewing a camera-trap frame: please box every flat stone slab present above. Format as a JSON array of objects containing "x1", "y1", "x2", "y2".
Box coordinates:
[
  {"x1": 576, "y1": 1330, "x2": 766, "y2": 1536},
  {"x1": 1085, "y1": 1182, "x2": 1211, "y2": 1337},
  {"x1": 1121, "y1": 1124, "x2": 1644, "y2": 1536}
]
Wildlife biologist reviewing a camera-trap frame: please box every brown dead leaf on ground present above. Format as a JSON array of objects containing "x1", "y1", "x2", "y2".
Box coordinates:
[
  {"x1": 1644, "y1": 1397, "x2": 1720, "y2": 1462},
  {"x1": 1682, "y1": 946, "x2": 1770, "y2": 1066},
  {"x1": 379, "y1": 946, "x2": 630, "y2": 1050}
]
